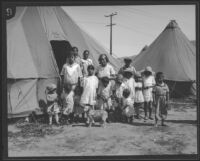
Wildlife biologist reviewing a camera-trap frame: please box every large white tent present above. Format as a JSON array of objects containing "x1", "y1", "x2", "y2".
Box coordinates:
[{"x1": 7, "y1": 7, "x2": 121, "y2": 118}]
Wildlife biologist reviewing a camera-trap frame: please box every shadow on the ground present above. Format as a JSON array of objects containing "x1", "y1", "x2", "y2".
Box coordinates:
[
  {"x1": 165, "y1": 120, "x2": 197, "y2": 125},
  {"x1": 131, "y1": 122, "x2": 154, "y2": 126},
  {"x1": 72, "y1": 123, "x2": 102, "y2": 127}
]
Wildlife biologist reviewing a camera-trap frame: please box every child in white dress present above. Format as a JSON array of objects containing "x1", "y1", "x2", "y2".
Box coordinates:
[{"x1": 80, "y1": 65, "x2": 99, "y2": 124}]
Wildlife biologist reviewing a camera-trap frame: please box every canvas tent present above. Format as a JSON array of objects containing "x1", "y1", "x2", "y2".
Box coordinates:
[
  {"x1": 7, "y1": 7, "x2": 121, "y2": 118},
  {"x1": 133, "y1": 20, "x2": 196, "y2": 97}
]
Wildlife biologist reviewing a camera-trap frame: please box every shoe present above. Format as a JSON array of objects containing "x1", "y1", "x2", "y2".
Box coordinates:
[{"x1": 144, "y1": 116, "x2": 148, "y2": 120}]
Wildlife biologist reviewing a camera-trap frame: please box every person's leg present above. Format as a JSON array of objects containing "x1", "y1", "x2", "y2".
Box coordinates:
[
  {"x1": 55, "y1": 113, "x2": 60, "y2": 125},
  {"x1": 49, "y1": 114, "x2": 52, "y2": 125},
  {"x1": 144, "y1": 102, "x2": 148, "y2": 120},
  {"x1": 135, "y1": 103, "x2": 139, "y2": 119},
  {"x1": 149, "y1": 101, "x2": 153, "y2": 120}
]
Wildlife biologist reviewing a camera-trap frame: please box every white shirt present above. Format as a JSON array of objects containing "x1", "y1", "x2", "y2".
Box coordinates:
[
  {"x1": 96, "y1": 63, "x2": 115, "y2": 78},
  {"x1": 81, "y1": 58, "x2": 93, "y2": 76},
  {"x1": 60, "y1": 63, "x2": 82, "y2": 85},
  {"x1": 135, "y1": 82, "x2": 144, "y2": 103},
  {"x1": 123, "y1": 77, "x2": 136, "y2": 101}
]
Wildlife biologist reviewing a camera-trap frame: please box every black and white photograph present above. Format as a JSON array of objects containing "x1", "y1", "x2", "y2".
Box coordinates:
[{"x1": 2, "y1": 1, "x2": 199, "y2": 159}]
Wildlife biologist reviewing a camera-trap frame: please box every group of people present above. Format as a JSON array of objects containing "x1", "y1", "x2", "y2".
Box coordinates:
[{"x1": 45, "y1": 47, "x2": 170, "y2": 127}]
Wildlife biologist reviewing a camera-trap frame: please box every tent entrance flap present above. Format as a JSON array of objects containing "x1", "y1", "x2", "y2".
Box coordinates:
[{"x1": 50, "y1": 40, "x2": 72, "y2": 72}]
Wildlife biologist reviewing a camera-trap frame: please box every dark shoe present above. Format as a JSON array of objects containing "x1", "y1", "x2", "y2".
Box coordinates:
[{"x1": 149, "y1": 116, "x2": 154, "y2": 120}]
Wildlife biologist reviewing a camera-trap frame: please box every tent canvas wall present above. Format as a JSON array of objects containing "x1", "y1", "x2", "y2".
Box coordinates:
[
  {"x1": 133, "y1": 20, "x2": 196, "y2": 97},
  {"x1": 7, "y1": 7, "x2": 121, "y2": 118}
]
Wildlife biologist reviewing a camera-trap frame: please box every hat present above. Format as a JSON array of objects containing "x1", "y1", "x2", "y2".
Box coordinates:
[
  {"x1": 135, "y1": 72, "x2": 142, "y2": 78},
  {"x1": 123, "y1": 68, "x2": 133, "y2": 74},
  {"x1": 46, "y1": 83, "x2": 57, "y2": 92},
  {"x1": 145, "y1": 66, "x2": 153, "y2": 73}
]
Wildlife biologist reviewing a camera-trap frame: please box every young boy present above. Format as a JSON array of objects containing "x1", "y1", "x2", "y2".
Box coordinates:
[
  {"x1": 81, "y1": 50, "x2": 93, "y2": 76},
  {"x1": 60, "y1": 49, "x2": 83, "y2": 92},
  {"x1": 96, "y1": 76, "x2": 113, "y2": 122},
  {"x1": 80, "y1": 65, "x2": 99, "y2": 124},
  {"x1": 153, "y1": 72, "x2": 169, "y2": 127},
  {"x1": 61, "y1": 84, "x2": 74, "y2": 125},
  {"x1": 134, "y1": 72, "x2": 144, "y2": 119},
  {"x1": 45, "y1": 83, "x2": 60, "y2": 125},
  {"x1": 112, "y1": 74, "x2": 126, "y2": 122},
  {"x1": 142, "y1": 66, "x2": 156, "y2": 120},
  {"x1": 122, "y1": 88, "x2": 134, "y2": 123}
]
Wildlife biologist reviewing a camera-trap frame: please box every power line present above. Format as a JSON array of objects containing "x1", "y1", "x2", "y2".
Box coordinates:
[{"x1": 105, "y1": 12, "x2": 117, "y2": 55}]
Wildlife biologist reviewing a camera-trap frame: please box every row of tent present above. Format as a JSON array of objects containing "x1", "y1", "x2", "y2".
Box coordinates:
[{"x1": 7, "y1": 7, "x2": 196, "y2": 118}]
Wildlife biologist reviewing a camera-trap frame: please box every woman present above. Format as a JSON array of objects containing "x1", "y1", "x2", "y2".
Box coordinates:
[{"x1": 96, "y1": 54, "x2": 116, "y2": 80}]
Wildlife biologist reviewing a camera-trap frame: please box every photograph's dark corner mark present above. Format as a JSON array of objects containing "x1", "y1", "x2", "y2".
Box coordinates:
[{"x1": 1, "y1": 0, "x2": 200, "y2": 160}]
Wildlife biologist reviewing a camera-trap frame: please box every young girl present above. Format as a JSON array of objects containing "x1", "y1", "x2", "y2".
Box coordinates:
[
  {"x1": 61, "y1": 84, "x2": 74, "y2": 125},
  {"x1": 153, "y1": 72, "x2": 169, "y2": 127},
  {"x1": 80, "y1": 65, "x2": 99, "y2": 124},
  {"x1": 142, "y1": 66, "x2": 156, "y2": 120},
  {"x1": 45, "y1": 83, "x2": 60, "y2": 125},
  {"x1": 134, "y1": 72, "x2": 144, "y2": 119},
  {"x1": 122, "y1": 88, "x2": 134, "y2": 123},
  {"x1": 112, "y1": 74, "x2": 126, "y2": 122}
]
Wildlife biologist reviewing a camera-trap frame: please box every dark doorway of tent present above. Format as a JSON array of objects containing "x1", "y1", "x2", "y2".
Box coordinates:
[{"x1": 50, "y1": 40, "x2": 72, "y2": 73}]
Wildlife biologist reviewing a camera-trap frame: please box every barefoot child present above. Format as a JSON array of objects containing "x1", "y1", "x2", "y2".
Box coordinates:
[
  {"x1": 61, "y1": 84, "x2": 74, "y2": 124},
  {"x1": 45, "y1": 83, "x2": 60, "y2": 125},
  {"x1": 134, "y1": 72, "x2": 144, "y2": 119},
  {"x1": 153, "y1": 72, "x2": 169, "y2": 127},
  {"x1": 112, "y1": 74, "x2": 126, "y2": 122},
  {"x1": 80, "y1": 65, "x2": 99, "y2": 124},
  {"x1": 122, "y1": 88, "x2": 134, "y2": 123},
  {"x1": 96, "y1": 76, "x2": 113, "y2": 122},
  {"x1": 142, "y1": 66, "x2": 156, "y2": 120}
]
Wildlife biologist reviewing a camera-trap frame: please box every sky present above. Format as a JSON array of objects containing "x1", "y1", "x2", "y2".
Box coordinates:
[{"x1": 62, "y1": 5, "x2": 195, "y2": 58}]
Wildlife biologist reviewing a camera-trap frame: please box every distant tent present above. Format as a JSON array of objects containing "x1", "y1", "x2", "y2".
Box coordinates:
[
  {"x1": 133, "y1": 20, "x2": 196, "y2": 97},
  {"x1": 7, "y1": 7, "x2": 121, "y2": 118}
]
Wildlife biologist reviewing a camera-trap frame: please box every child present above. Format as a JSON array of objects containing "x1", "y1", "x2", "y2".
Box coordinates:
[
  {"x1": 96, "y1": 76, "x2": 113, "y2": 122},
  {"x1": 73, "y1": 86, "x2": 84, "y2": 123},
  {"x1": 60, "y1": 49, "x2": 83, "y2": 92},
  {"x1": 123, "y1": 68, "x2": 135, "y2": 106},
  {"x1": 153, "y1": 72, "x2": 169, "y2": 127},
  {"x1": 80, "y1": 65, "x2": 99, "y2": 124},
  {"x1": 122, "y1": 88, "x2": 134, "y2": 123},
  {"x1": 112, "y1": 74, "x2": 126, "y2": 122},
  {"x1": 142, "y1": 66, "x2": 156, "y2": 120},
  {"x1": 45, "y1": 83, "x2": 60, "y2": 125},
  {"x1": 81, "y1": 50, "x2": 93, "y2": 76},
  {"x1": 61, "y1": 84, "x2": 74, "y2": 125},
  {"x1": 134, "y1": 72, "x2": 144, "y2": 119}
]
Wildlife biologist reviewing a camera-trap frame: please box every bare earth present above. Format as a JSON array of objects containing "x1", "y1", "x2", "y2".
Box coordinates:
[{"x1": 8, "y1": 104, "x2": 197, "y2": 157}]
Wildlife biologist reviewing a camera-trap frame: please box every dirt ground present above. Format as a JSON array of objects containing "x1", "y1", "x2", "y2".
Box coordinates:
[{"x1": 8, "y1": 102, "x2": 197, "y2": 157}]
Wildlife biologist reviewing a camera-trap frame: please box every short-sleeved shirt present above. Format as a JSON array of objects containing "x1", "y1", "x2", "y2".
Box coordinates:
[
  {"x1": 123, "y1": 77, "x2": 136, "y2": 102},
  {"x1": 134, "y1": 82, "x2": 144, "y2": 103},
  {"x1": 153, "y1": 83, "x2": 169, "y2": 97},
  {"x1": 96, "y1": 63, "x2": 116, "y2": 78},
  {"x1": 118, "y1": 65, "x2": 136, "y2": 76},
  {"x1": 60, "y1": 63, "x2": 83, "y2": 85},
  {"x1": 81, "y1": 58, "x2": 93, "y2": 76}
]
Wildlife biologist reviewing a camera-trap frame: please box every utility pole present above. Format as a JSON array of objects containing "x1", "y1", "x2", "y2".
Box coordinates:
[{"x1": 105, "y1": 12, "x2": 117, "y2": 55}]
